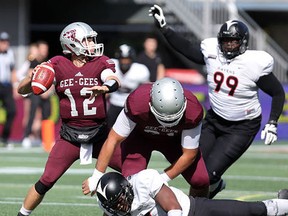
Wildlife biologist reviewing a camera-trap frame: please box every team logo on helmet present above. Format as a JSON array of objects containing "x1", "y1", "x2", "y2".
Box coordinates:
[{"x1": 63, "y1": 29, "x2": 76, "y2": 42}]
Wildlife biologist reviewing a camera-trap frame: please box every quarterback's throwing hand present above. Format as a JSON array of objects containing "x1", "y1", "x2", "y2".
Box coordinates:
[
  {"x1": 149, "y1": 4, "x2": 166, "y2": 28},
  {"x1": 261, "y1": 121, "x2": 277, "y2": 145}
]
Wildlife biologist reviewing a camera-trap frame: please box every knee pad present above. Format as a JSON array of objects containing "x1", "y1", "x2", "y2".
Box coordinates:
[{"x1": 35, "y1": 180, "x2": 52, "y2": 195}]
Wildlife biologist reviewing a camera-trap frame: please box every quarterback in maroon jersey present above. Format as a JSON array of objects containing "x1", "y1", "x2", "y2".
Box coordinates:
[
  {"x1": 82, "y1": 77, "x2": 209, "y2": 198},
  {"x1": 17, "y1": 22, "x2": 122, "y2": 216}
]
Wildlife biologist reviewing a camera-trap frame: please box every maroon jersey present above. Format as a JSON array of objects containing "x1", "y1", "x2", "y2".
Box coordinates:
[
  {"x1": 49, "y1": 55, "x2": 115, "y2": 127},
  {"x1": 124, "y1": 83, "x2": 203, "y2": 139},
  {"x1": 120, "y1": 83, "x2": 208, "y2": 187}
]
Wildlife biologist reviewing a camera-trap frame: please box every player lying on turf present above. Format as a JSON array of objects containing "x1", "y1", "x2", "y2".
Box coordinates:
[{"x1": 95, "y1": 169, "x2": 288, "y2": 216}]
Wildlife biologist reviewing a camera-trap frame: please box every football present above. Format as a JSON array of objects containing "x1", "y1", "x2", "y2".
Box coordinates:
[{"x1": 31, "y1": 62, "x2": 55, "y2": 95}]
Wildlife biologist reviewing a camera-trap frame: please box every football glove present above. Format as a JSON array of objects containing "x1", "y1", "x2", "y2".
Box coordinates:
[
  {"x1": 261, "y1": 121, "x2": 277, "y2": 145},
  {"x1": 88, "y1": 169, "x2": 104, "y2": 195},
  {"x1": 149, "y1": 4, "x2": 166, "y2": 28}
]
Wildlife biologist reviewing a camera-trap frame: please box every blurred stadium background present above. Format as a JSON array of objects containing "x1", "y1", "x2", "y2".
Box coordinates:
[{"x1": 0, "y1": 0, "x2": 287, "y2": 144}]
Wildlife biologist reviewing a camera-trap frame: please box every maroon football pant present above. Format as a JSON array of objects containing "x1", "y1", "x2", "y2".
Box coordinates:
[
  {"x1": 120, "y1": 132, "x2": 209, "y2": 189},
  {"x1": 39, "y1": 136, "x2": 122, "y2": 188}
]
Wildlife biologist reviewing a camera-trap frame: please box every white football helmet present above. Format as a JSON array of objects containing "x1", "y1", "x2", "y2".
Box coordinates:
[
  {"x1": 60, "y1": 22, "x2": 104, "y2": 57},
  {"x1": 149, "y1": 77, "x2": 187, "y2": 127}
]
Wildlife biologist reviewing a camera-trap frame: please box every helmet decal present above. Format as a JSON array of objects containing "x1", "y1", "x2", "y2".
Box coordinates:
[
  {"x1": 226, "y1": 20, "x2": 238, "y2": 31},
  {"x1": 63, "y1": 29, "x2": 76, "y2": 42},
  {"x1": 96, "y1": 180, "x2": 109, "y2": 200}
]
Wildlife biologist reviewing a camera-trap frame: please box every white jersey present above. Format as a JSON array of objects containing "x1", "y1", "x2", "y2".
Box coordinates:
[
  {"x1": 109, "y1": 59, "x2": 150, "y2": 107},
  {"x1": 201, "y1": 38, "x2": 273, "y2": 121},
  {"x1": 100, "y1": 169, "x2": 191, "y2": 216},
  {"x1": 0, "y1": 49, "x2": 15, "y2": 83}
]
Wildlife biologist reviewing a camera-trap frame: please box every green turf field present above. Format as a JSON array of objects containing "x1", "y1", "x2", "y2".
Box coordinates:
[{"x1": 1, "y1": 142, "x2": 288, "y2": 215}]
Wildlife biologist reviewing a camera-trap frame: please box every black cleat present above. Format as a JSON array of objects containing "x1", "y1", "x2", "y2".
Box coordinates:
[
  {"x1": 278, "y1": 189, "x2": 288, "y2": 199},
  {"x1": 209, "y1": 179, "x2": 226, "y2": 199}
]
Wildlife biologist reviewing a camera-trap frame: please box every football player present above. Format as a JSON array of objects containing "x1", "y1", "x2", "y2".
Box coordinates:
[
  {"x1": 149, "y1": 5, "x2": 285, "y2": 198},
  {"x1": 82, "y1": 77, "x2": 209, "y2": 198},
  {"x1": 106, "y1": 44, "x2": 150, "y2": 128},
  {"x1": 16, "y1": 22, "x2": 122, "y2": 216},
  {"x1": 96, "y1": 170, "x2": 288, "y2": 216}
]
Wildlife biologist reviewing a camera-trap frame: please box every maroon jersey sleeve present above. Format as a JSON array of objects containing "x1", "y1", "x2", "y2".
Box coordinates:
[
  {"x1": 101, "y1": 56, "x2": 116, "y2": 72},
  {"x1": 49, "y1": 55, "x2": 116, "y2": 127},
  {"x1": 124, "y1": 83, "x2": 152, "y2": 123},
  {"x1": 184, "y1": 89, "x2": 204, "y2": 128}
]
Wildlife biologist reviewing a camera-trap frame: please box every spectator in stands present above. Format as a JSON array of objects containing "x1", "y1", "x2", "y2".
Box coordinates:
[
  {"x1": 0, "y1": 31, "x2": 17, "y2": 148},
  {"x1": 137, "y1": 34, "x2": 166, "y2": 81}
]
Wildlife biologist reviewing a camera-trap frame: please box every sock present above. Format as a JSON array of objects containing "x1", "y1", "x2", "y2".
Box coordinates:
[{"x1": 19, "y1": 205, "x2": 32, "y2": 216}]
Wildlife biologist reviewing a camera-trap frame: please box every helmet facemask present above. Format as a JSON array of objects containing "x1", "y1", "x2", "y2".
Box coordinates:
[
  {"x1": 100, "y1": 184, "x2": 133, "y2": 216},
  {"x1": 150, "y1": 99, "x2": 187, "y2": 127},
  {"x1": 79, "y1": 34, "x2": 104, "y2": 57},
  {"x1": 149, "y1": 77, "x2": 187, "y2": 128}
]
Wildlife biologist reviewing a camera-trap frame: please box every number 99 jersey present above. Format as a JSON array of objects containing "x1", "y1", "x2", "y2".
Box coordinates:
[{"x1": 201, "y1": 38, "x2": 273, "y2": 121}]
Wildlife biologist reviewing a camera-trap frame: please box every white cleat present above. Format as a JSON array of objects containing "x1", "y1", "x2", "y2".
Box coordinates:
[{"x1": 263, "y1": 199, "x2": 288, "y2": 216}]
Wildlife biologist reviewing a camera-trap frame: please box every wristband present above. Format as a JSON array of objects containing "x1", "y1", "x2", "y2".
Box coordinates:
[
  {"x1": 161, "y1": 172, "x2": 171, "y2": 182},
  {"x1": 268, "y1": 120, "x2": 277, "y2": 126},
  {"x1": 92, "y1": 168, "x2": 104, "y2": 179},
  {"x1": 88, "y1": 169, "x2": 104, "y2": 192},
  {"x1": 103, "y1": 79, "x2": 119, "y2": 93}
]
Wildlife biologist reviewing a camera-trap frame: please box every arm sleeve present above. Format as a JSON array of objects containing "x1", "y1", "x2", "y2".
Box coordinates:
[
  {"x1": 256, "y1": 73, "x2": 285, "y2": 121},
  {"x1": 160, "y1": 27, "x2": 205, "y2": 65},
  {"x1": 181, "y1": 123, "x2": 201, "y2": 149},
  {"x1": 100, "y1": 68, "x2": 117, "y2": 82}
]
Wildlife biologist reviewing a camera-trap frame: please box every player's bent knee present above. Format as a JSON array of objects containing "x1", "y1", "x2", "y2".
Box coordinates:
[{"x1": 35, "y1": 180, "x2": 52, "y2": 195}]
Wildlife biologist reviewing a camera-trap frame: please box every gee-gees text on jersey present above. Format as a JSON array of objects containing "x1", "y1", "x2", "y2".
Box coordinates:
[{"x1": 59, "y1": 77, "x2": 99, "y2": 88}]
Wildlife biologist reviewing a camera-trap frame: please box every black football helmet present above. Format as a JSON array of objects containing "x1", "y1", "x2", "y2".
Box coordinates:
[
  {"x1": 217, "y1": 20, "x2": 249, "y2": 59},
  {"x1": 96, "y1": 172, "x2": 134, "y2": 216},
  {"x1": 114, "y1": 44, "x2": 136, "y2": 73}
]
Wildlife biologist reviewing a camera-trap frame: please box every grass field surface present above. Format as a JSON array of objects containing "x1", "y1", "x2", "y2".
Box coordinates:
[{"x1": 0, "y1": 142, "x2": 288, "y2": 215}]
